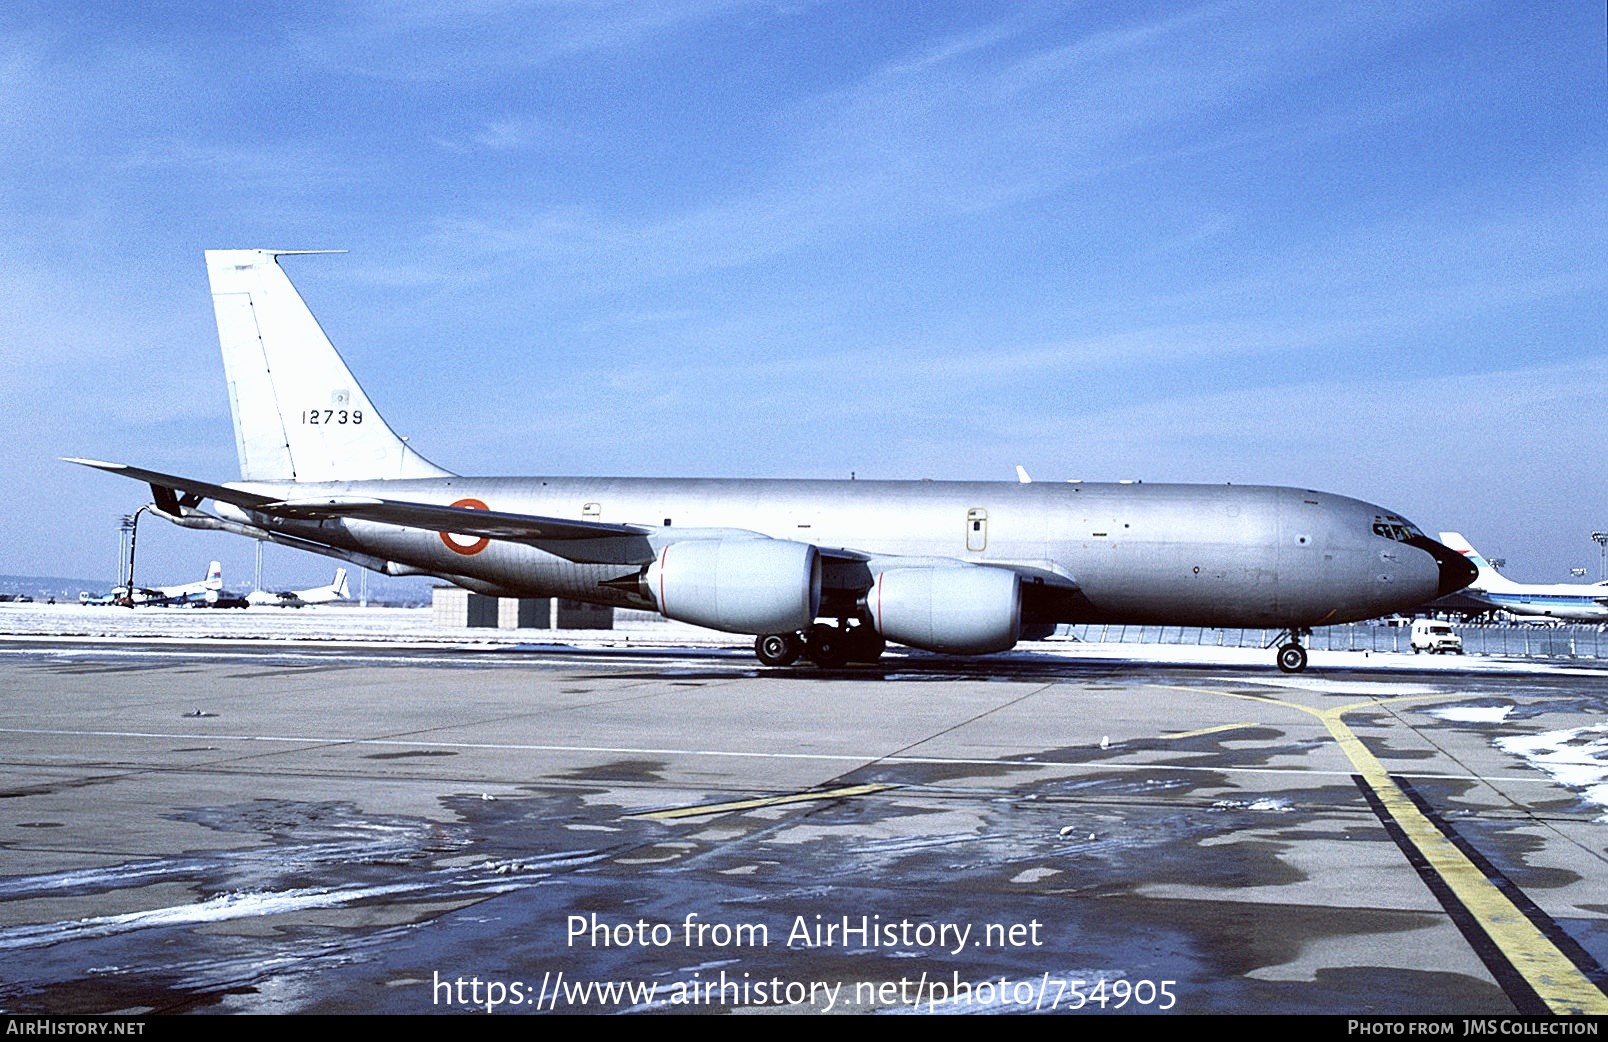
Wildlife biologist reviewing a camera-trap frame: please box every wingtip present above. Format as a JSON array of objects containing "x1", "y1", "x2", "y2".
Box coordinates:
[{"x1": 62, "y1": 457, "x2": 127, "y2": 471}]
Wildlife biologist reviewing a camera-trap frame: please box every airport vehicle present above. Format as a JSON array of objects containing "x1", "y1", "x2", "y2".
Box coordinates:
[
  {"x1": 1410, "y1": 618, "x2": 1463, "y2": 654},
  {"x1": 70, "y1": 250, "x2": 1474, "y2": 672},
  {"x1": 1438, "y1": 532, "x2": 1608, "y2": 622},
  {"x1": 247, "y1": 568, "x2": 351, "y2": 608}
]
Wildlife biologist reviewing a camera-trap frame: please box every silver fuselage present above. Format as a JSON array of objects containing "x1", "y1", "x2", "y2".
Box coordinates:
[{"x1": 218, "y1": 477, "x2": 1456, "y2": 629}]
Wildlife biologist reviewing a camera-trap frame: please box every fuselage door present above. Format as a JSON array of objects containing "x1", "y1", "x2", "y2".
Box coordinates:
[{"x1": 967, "y1": 508, "x2": 988, "y2": 552}]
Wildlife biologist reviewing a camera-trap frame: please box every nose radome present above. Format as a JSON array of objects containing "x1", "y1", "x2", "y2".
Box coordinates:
[{"x1": 1407, "y1": 535, "x2": 1478, "y2": 597}]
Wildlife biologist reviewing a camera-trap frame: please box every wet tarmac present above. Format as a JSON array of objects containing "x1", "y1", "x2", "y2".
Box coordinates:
[{"x1": 2, "y1": 638, "x2": 1606, "y2": 1015}]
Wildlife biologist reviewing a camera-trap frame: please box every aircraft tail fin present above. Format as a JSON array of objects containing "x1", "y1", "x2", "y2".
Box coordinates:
[
  {"x1": 205, "y1": 561, "x2": 223, "y2": 592},
  {"x1": 1437, "y1": 532, "x2": 1517, "y2": 591},
  {"x1": 332, "y1": 568, "x2": 350, "y2": 600},
  {"x1": 205, "y1": 250, "x2": 452, "y2": 483}
]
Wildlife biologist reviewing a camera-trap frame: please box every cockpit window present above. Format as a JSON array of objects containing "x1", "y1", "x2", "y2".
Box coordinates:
[{"x1": 1371, "y1": 515, "x2": 1425, "y2": 542}]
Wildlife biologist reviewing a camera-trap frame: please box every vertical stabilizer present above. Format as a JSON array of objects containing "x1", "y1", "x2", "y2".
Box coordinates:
[
  {"x1": 206, "y1": 249, "x2": 452, "y2": 482},
  {"x1": 1437, "y1": 532, "x2": 1517, "y2": 592}
]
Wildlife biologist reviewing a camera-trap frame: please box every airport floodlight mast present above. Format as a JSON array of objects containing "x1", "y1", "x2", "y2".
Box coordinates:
[
  {"x1": 1593, "y1": 532, "x2": 1608, "y2": 582},
  {"x1": 118, "y1": 514, "x2": 134, "y2": 588},
  {"x1": 118, "y1": 505, "x2": 153, "y2": 607}
]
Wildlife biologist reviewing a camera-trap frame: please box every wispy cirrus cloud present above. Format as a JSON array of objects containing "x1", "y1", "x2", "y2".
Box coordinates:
[{"x1": 286, "y1": 0, "x2": 761, "y2": 81}]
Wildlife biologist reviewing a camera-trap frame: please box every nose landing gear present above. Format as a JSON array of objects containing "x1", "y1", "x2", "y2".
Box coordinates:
[{"x1": 1272, "y1": 628, "x2": 1312, "y2": 673}]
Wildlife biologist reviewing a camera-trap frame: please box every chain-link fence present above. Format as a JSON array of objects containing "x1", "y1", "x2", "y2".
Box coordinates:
[{"x1": 1060, "y1": 621, "x2": 1608, "y2": 660}]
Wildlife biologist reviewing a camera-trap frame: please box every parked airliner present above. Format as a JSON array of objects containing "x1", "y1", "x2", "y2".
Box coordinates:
[
  {"x1": 70, "y1": 250, "x2": 1473, "y2": 671},
  {"x1": 1438, "y1": 533, "x2": 1608, "y2": 622}
]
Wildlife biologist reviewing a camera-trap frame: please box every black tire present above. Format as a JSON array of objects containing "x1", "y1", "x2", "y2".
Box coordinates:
[
  {"x1": 1276, "y1": 643, "x2": 1308, "y2": 674},
  {"x1": 754, "y1": 632, "x2": 802, "y2": 667},
  {"x1": 805, "y1": 623, "x2": 849, "y2": 667},
  {"x1": 843, "y1": 625, "x2": 886, "y2": 663}
]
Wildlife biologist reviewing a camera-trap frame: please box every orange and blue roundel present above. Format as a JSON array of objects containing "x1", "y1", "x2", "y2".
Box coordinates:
[{"x1": 440, "y1": 498, "x2": 490, "y2": 555}]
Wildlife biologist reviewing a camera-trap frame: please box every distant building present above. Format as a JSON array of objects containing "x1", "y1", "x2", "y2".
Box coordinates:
[{"x1": 431, "y1": 587, "x2": 614, "y2": 630}]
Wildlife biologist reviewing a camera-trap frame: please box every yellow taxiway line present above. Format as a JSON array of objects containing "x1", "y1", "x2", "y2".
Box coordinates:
[
  {"x1": 1163, "y1": 685, "x2": 1608, "y2": 1015},
  {"x1": 1160, "y1": 721, "x2": 1260, "y2": 740}
]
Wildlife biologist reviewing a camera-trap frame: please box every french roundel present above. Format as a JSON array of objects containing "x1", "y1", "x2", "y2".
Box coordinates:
[{"x1": 440, "y1": 498, "x2": 491, "y2": 555}]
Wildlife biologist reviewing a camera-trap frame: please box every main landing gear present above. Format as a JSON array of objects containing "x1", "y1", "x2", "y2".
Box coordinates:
[
  {"x1": 753, "y1": 632, "x2": 803, "y2": 666},
  {"x1": 1272, "y1": 627, "x2": 1312, "y2": 673},
  {"x1": 754, "y1": 621, "x2": 885, "y2": 667}
]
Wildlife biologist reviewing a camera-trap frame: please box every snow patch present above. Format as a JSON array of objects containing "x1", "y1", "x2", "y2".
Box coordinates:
[
  {"x1": 1426, "y1": 705, "x2": 1514, "y2": 724},
  {"x1": 1495, "y1": 726, "x2": 1608, "y2": 819}
]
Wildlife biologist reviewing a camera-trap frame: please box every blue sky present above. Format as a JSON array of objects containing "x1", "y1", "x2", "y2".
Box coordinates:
[{"x1": 3, "y1": 1, "x2": 1605, "y2": 589}]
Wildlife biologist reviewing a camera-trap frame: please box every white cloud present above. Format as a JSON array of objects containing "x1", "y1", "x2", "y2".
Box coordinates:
[{"x1": 287, "y1": 0, "x2": 759, "y2": 81}]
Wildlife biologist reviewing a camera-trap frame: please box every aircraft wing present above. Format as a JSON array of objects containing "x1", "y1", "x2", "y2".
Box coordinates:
[
  {"x1": 263, "y1": 496, "x2": 660, "y2": 564},
  {"x1": 841, "y1": 551, "x2": 1088, "y2": 622},
  {"x1": 66, "y1": 459, "x2": 282, "y2": 511},
  {"x1": 852, "y1": 552, "x2": 1079, "y2": 588},
  {"x1": 66, "y1": 460, "x2": 1096, "y2": 599},
  {"x1": 65, "y1": 458, "x2": 657, "y2": 565}
]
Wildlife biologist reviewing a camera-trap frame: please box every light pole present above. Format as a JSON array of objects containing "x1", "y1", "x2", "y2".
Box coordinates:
[
  {"x1": 118, "y1": 514, "x2": 135, "y2": 591},
  {"x1": 118, "y1": 505, "x2": 153, "y2": 607},
  {"x1": 1593, "y1": 532, "x2": 1608, "y2": 582}
]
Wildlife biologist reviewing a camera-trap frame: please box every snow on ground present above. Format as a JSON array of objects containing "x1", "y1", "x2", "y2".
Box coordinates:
[
  {"x1": 0, "y1": 602, "x2": 726, "y2": 649},
  {"x1": 1425, "y1": 705, "x2": 1516, "y2": 724},
  {"x1": 1495, "y1": 727, "x2": 1608, "y2": 819},
  {"x1": 2, "y1": 603, "x2": 1605, "y2": 677}
]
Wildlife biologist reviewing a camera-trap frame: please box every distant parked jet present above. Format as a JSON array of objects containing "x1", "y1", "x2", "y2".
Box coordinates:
[{"x1": 1438, "y1": 533, "x2": 1608, "y2": 622}]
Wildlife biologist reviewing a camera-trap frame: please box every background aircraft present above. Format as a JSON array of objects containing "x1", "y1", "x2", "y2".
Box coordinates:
[
  {"x1": 247, "y1": 568, "x2": 350, "y2": 608},
  {"x1": 1438, "y1": 533, "x2": 1608, "y2": 622},
  {"x1": 71, "y1": 250, "x2": 1473, "y2": 671},
  {"x1": 80, "y1": 561, "x2": 224, "y2": 606}
]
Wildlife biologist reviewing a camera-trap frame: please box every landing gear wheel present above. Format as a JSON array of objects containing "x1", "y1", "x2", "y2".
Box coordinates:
[
  {"x1": 754, "y1": 632, "x2": 802, "y2": 667},
  {"x1": 804, "y1": 623, "x2": 849, "y2": 667},
  {"x1": 1276, "y1": 643, "x2": 1308, "y2": 674},
  {"x1": 842, "y1": 624, "x2": 886, "y2": 664}
]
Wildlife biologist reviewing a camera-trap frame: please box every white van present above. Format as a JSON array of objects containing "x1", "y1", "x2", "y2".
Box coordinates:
[{"x1": 1410, "y1": 619, "x2": 1463, "y2": 655}]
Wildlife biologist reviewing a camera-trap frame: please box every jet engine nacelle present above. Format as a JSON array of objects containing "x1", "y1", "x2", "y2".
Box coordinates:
[
  {"x1": 865, "y1": 566, "x2": 1021, "y2": 654},
  {"x1": 645, "y1": 538, "x2": 821, "y2": 634}
]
